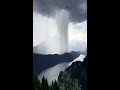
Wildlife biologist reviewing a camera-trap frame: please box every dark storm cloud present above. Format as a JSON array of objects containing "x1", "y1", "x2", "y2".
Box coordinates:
[{"x1": 33, "y1": 0, "x2": 87, "y2": 23}]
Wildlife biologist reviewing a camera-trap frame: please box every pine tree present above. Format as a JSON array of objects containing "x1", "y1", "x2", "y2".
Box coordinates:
[
  {"x1": 54, "y1": 80, "x2": 60, "y2": 90},
  {"x1": 45, "y1": 78, "x2": 49, "y2": 90},
  {"x1": 64, "y1": 72, "x2": 72, "y2": 90},
  {"x1": 42, "y1": 76, "x2": 46, "y2": 90},
  {"x1": 49, "y1": 80, "x2": 59, "y2": 90},
  {"x1": 73, "y1": 79, "x2": 81, "y2": 90},
  {"x1": 41, "y1": 76, "x2": 49, "y2": 90},
  {"x1": 33, "y1": 73, "x2": 42, "y2": 90}
]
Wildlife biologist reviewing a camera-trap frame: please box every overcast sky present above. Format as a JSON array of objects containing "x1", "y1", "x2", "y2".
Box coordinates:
[
  {"x1": 33, "y1": 0, "x2": 87, "y2": 54},
  {"x1": 33, "y1": 0, "x2": 87, "y2": 23}
]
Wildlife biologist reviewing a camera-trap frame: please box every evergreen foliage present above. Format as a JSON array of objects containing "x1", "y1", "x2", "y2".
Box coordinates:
[{"x1": 33, "y1": 70, "x2": 81, "y2": 90}]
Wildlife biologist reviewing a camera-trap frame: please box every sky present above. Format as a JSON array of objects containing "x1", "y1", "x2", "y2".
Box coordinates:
[
  {"x1": 33, "y1": 0, "x2": 87, "y2": 22},
  {"x1": 33, "y1": 0, "x2": 87, "y2": 54}
]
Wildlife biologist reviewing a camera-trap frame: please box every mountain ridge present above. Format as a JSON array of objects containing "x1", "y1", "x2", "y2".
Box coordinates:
[
  {"x1": 58, "y1": 56, "x2": 87, "y2": 90},
  {"x1": 33, "y1": 51, "x2": 81, "y2": 75}
]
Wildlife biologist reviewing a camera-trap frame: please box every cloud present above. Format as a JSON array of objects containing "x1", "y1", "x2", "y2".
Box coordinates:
[
  {"x1": 33, "y1": 0, "x2": 87, "y2": 23},
  {"x1": 68, "y1": 21, "x2": 87, "y2": 52},
  {"x1": 69, "y1": 20, "x2": 87, "y2": 44},
  {"x1": 69, "y1": 40, "x2": 87, "y2": 52},
  {"x1": 33, "y1": 12, "x2": 87, "y2": 54},
  {"x1": 69, "y1": 32, "x2": 87, "y2": 43},
  {"x1": 33, "y1": 12, "x2": 58, "y2": 46}
]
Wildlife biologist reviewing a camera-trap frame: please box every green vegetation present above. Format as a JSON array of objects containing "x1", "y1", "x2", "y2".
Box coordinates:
[
  {"x1": 33, "y1": 73, "x2": 42, "y2": 90},
  {"x1": 63, "y1": 72, "x2": 81, "y2": 90},
  {"x1": 33, "y1": 73, "x2": 81, "y2": 90},
  {"x1": 49, "y1": 80, "x2": 60, "y2": 90},
  {"x1": 33, "y1": 73, "x2": 59, "y2": 90},
  {"x1": 73, "y1": 79, "x2": 81, "y2": 90}
]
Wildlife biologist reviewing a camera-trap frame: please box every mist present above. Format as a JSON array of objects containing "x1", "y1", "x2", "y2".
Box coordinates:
[
  {"x1": 38, "y1": 62, "x2": 69, "y2": 84},
  {"x1": 55, "y1": 9, "x2": 69, "y2": 53},
  {"x1": 33, "y1": 10, "x2": 87, "y2": 54},
  {"x1": 33, "y1": 9, "x2": 70, "y2": 54},
  {"x1": 37, "y1": 54, "x2": 86, "y2": 84}
]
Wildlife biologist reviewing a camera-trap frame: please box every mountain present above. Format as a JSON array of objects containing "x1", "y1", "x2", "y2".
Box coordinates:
[
  {"x1": 58, "y1": 56, "x2": 87, "y2": 90},
  {"x1": 37, "y1": 62, "x2": 69, "y2": 84},
  {"x1": 33, "y1": 36, "x2": 87, "y2": 55},
  {"x1": 33, "y1": 51, "x2": 81, "y2": 75},
  {"x1": 33, "y1": 37, "x2": 60, "y2": 54}
]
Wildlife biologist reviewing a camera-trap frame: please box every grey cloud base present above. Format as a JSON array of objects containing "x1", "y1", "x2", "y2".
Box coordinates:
[{"x1": 33, "y1": 0, "x2": 87, "y2": 23}]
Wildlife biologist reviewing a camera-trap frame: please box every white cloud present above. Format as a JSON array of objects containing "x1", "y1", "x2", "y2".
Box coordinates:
[
  {"x1": 70, "y1": 33, "x2": 87, "y2": 43},
  {"x1": 68, "y1": 20, "x2": 87, "y2": 52},
  {"x1": 69, "y1": 20, "x2": 87, "y2": 43},
  {"x1": 33, "y1": 12, "x2": 87, "y2": 54},
  {"x1": 33, "y1": 12, "x2": 58, "y2": 46}
]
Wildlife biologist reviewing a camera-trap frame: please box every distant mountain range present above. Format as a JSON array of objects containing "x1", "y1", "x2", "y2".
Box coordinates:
[
  {"x1": 33, "y1": 51, "x2": 81, "y2": 75},
  {"x1": 33, "y1": 36, "x2": 87, "y2": 55},
  {"x1": 58, "y1": 56, "x2": 87, "y2": 90}
]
